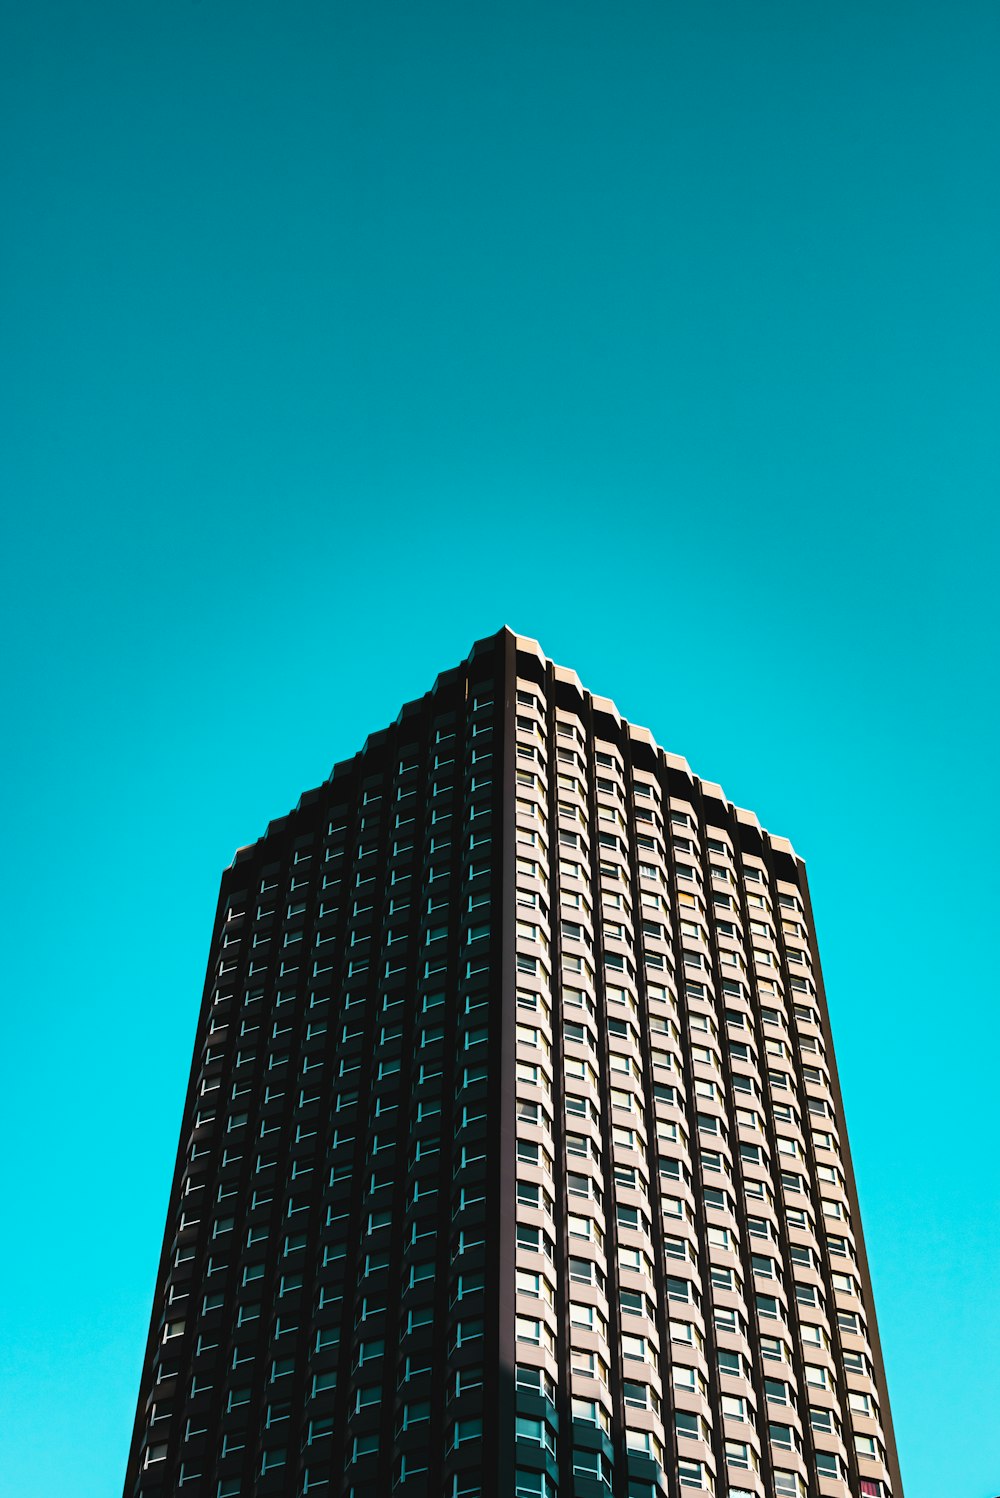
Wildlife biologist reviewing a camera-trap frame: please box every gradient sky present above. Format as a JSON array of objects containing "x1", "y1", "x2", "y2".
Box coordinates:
[{"x1": 1, "y1": 2, "x2": 998, "y2": 1495}]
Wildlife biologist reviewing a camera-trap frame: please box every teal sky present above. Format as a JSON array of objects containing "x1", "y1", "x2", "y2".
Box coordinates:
[{"x1": 2, "y1": 2, "x2": 997, "y2": 1494}]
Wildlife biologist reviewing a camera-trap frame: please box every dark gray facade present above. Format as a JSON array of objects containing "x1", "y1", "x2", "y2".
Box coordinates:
[{"x1": 124, "y1": 629, "x2": 901, "y2": 1498}]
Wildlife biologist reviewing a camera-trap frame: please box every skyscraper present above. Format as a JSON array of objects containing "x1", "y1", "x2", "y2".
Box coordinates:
[{"x1": 124, "y1": 628, "x2": 902, "y2": 1498}]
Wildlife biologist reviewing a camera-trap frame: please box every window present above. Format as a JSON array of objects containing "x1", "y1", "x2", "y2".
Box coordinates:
[
  {"x1": 452, "y1": 1318, "x2": 485, "y2": 1354},
  {"x1": 516, "y1": 1270, "x2": 553, "y2": 1305},
  {"x1": 351, "y1": 1433, "x2": 379, "y2": 1463},
  {"x1": 515, "y1": 1317, "x2": 552, "y2": 1351},
  {"x1": 515, "y1": 1364, "x2": 557, "y2": 1402},
  {"x1": 725, "y1": 1440, "x2": 754, "y2": 1471},
  {"x1": 718, "y1": 1348, "x2": 748, "y2": 1378},
  {"x1": 449, "y1": 1417, "x2": 483, "y2": 1450},
  {"x1": 774, "y1": 1472, "x2": 807, "y2": 1498},
  {"x1": 671, "y1": 1364, "x2": 704, "y2": 1396},
  {"x1": 354, "y1": 1338, "x2": 384, "y2": 1366},
  {"x1": 809, "y1": 1408, "x2": 839, "y2": 1436},
  {"x1": 722, "y1": 1394, "x2": 749, "y2": 1422},
  {"x1": 667, "y1": 1276, "x2": 697, "y2": 1304},
  {"x1": 676, "y1": 1410, "x2": 710, "y2": 1443},
  {"x1": 515, "y1": 1472, "x2": 556, "y2": 1498},
  {"x1": 677, "y1": 1459, "x2": 711, "y2": 1490},
  {"x1": 623, "y1": 1379, "x2": 659, "y2": 1413},
  {"x1": 515, "y1": 1415, "x2": 555, "y2": 1455},
  {"x1": 572, "y1": 1449, "x2": 613, "y2": 1487},
  {"x1": 568, "y1": 1213, "x2": 603, "y2": 1246},
  {"x1": 714, "y1": 1307, "x2": 745, "y2": 1336},
  {"x1": 622, "y1": 1333, "x2": 648, "y2": 1361},
  {"x1": 570, "y1": 1301, "x2": 606, "y2": 1334},
  {"x1": 570, "y1": 1255, "x2": 604, "y2": 1289},
  {"x1": 669, "y1": 1320, "x2": 701, "y2": 1349}
]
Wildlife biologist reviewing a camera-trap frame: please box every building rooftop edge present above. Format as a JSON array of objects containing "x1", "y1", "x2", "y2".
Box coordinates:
[
  {"x1": 503, "y1": 629, "x2": 799, "y2": 863},
  {"x1": 228, "y1": 627, "x2": 800, "y2": 865}
]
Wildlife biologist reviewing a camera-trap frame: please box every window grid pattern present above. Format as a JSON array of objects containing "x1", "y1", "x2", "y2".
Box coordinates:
[
  {"x1": 510, "y1": 648, "x2": 896, "y2": 1498},
  {"x1": 124, "y1": 630, "x2": 900, "y2": 1498},
  {"x1": 125, "y1": 642, "x2": 504, "y2": 1498}
]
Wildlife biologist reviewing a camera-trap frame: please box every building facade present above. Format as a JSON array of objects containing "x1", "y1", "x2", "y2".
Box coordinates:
[{"x1": 124, "y1": 628, "x2": 902, "y2": 1498}]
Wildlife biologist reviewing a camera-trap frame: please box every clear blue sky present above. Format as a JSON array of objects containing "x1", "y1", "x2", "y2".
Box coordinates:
[{"x1": 1, "y1": 2, "x2": 997, "y2": 1494}]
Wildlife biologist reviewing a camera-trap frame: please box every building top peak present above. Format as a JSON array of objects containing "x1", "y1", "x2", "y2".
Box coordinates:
[{"x1": 231, "y1": 628, "x2": 799, "y2": 865}]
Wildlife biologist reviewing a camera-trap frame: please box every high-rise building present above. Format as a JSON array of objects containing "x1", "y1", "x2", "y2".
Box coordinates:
[{"x1": 124, "y1": 628, "x2": 902, "y2": 1498}]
